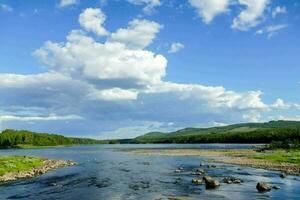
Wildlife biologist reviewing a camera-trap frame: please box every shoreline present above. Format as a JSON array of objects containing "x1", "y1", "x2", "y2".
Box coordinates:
[
  {"x1": 125, "y1": 148, "x2": 300, "y2": 175},
  {"x1": 0, "y1": 157, "x2": 76, "y2": 183}
]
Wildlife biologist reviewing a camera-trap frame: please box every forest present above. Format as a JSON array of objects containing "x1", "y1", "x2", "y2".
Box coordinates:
[{"x1": 0, "y1": 129, "x2": 103, "y2": 148}]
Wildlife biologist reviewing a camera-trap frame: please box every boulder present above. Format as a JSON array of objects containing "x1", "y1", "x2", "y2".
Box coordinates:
[
  {"x1": 205, "y1": 179, "x2": 220, "y2": 189},
  {"x1": 256, "y1": 182, "x2": 271, "y2": 192},
  {"x1": 203, "y1": 176, "x2": 213, "y2": 183},
  {"x1": 203, "y1": 176, "x2": 220, "y2": 189}
]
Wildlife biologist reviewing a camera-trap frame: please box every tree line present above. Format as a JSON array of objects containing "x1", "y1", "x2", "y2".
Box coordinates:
[
  {"x1": 132, "y1": 128, "x2": 300, "y2": 145},
  {"x1": 0, "y1": 129, "x2": 103, "y2": 148}
]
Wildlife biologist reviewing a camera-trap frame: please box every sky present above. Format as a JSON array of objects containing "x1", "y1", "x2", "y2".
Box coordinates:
[{"x1": 0, "y1": 0, "x2": 299, "y2": 139}]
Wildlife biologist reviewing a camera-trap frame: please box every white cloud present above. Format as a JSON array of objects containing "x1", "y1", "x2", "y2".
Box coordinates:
[
  {"x1": 188, "y1": 0, "x2": 230, "y2": 24},
  {"x1": 242, "y1": 111, "x2": 261, "y2": 122},
  {"x1": 79, "y1": 8, "x2": 108, "y2": 36},
  {"x1": 0, "y1": 114, "x2": 82, "y2": 122},
  {"x1": 168, "y1": 42, "x2": 185, "y2": 53},
  {"x1": 110, "y1": 19, "x2": 162, "y2": 49},
  {"x1": 127, "y1": 0, "x2": 161, "y2": 14},
  {"x1": 256, "y1": 24, "x2": 288, "y2": 38},
  {"x1": 1, "y1": 7, "x2": 299, "y2": 138},
  {"x1": 272, "y1": 6, "x2": 287, "y2": 18},
  {"x1": 274, "y1": 115, "x2": 300, "y2": 121},
  {"x1": 270, "y1": 98, "x2": 290, "y2": 109},
  {"x1": 87, "y1": 87, "x2": 138, "y2": 101},
  {"x1": 34, "y1": 30, "x2": 167, "y2": 87},
  {"x1": 0, "y1": 4, "x2": 13, "y2": 12},
  {"x1": 232, "y1": 0, "x2": 270, "y2": 31},
  {"x1": 59, "y1": 0, "x2": 78, "y2": 8}
]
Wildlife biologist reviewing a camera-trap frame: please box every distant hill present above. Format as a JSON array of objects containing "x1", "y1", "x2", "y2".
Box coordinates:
[
  {"x1": 3, "y1": 120, "x2": 300, "y2": 147},
  {"x1": 0, "y1": 129, "x2": 108, "y2": 148},
  {"x1": 132, "y1": 120, "x2": 300, "y2": 144}
]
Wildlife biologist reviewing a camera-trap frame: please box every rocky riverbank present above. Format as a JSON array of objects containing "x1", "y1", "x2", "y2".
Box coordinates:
[
  {"x1": 125, "y1": 148, "x2": 300, "y2": 175},
  {"x1": 215, "y1": 157, "x2": 300, "y2": 175},
  {"x1": 0, "y1": 159, "x2": 76, "y2": 183}
]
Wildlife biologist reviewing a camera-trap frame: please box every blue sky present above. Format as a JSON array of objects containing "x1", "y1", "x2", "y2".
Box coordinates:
[{"x1": 0, "y1": 0, "x2": 300, "y2": 139}]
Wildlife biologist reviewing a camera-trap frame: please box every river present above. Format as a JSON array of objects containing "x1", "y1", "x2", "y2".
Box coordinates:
[{"x1": 0, "y1": 144, "x2": 299, "y2": 200}]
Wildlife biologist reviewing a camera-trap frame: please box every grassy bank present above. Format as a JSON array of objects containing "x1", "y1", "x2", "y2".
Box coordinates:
[
  {"x1": 253, "y1": 150, "x2": 300, "y2": 167},
  {"x1": 0, "y1": 156, "x2": 44, "y2": 176}
]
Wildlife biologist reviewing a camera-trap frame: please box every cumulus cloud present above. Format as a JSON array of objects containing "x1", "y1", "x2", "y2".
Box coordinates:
[
  {"x1": 255, "y1": 24, "x2": 288, "y2": 38},
  {"x1": 168, "y1": 42, "x2": 184, "y2": 53},
  {"x1": 272, "y1": 6, "x2": 287, "y2": 18},
  {"x1": 127, "y1": 0, "x2": 161, "y2": 14},
  {"x1": 1, "y1": 7, "x2": 297, "y2": 138},
  {"x1": 232, "y1": 0, "x2": 270, "y2": 31},
  {"x1": 79, "y1": 8, "x2": 108, "y2": 36},
  {"x1": 188, "y1": 0, "x2": 230, "y2": 24},
  {"x1": 0, "y1": 4, "x2": 13, "y2": 12},
  {"x1": 110, "y1": 19, "x2": 162, "y2": 49},
  {"x1": 34, "y1": 30, "x2": 167, "y2": 87},
  {"x1": 59, "y1": 0, "x2": 78, "y2": 8}
]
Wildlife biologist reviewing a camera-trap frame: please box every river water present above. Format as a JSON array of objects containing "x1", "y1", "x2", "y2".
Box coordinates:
[{"x1": 0, "y1": 144, "x2": 299, "y2": 200}]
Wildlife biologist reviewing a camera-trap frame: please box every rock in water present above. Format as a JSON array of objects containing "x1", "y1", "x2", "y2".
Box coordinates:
[
  {"x1": 203, "y1": 176, "x2": 220, "y2": 189},
  {"x1": 191, "y1": 179, "x2": 203, "y2": 185},
  {"x1": 223, "y1": 177, "x2": 243, "y2": 184},
  {"x1": 256, "y1": 182, "x2": 271, "y2": 192},
  {"x1": 206, "y1": 179, "x2": 220, "y2": 189},
  {"x1": 280, "y1": 173, "x2": 286, "y2": 178},
  {"x1": 273, "y1": 185, "x2": 280, "y2": 190},
  {"x1": 196, "y1": 168, "x2": 205, "y2": 173},
  {"x1": 202, "y1": 176, "x2": 213, "y2": 183}
]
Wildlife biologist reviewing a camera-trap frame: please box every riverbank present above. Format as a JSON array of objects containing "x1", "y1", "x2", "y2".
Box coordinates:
[
  {"x1": 0, "y1": 156, "x2": 76, "y2": 183},
  {"x1": 126, "y1": 148, "x2": 300, "y2": 175}
]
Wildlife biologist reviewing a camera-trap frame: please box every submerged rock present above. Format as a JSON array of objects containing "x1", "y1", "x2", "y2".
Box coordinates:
[
  {"x1": 191, "y1": 178, "x2": 203, "y2": 185},
  {"x1": 256, "y1": 182, "x2": 271, "y2": 192},
  {"x1": 222, "y1": 177, "x2": 243, "y2": 184},
  {"x1": 280, "y1": 173, "x2": 287, "y2": 178},
  {"x1": 174, "y1": 167, "x2": 184, "y2": 173},
  {"x1": 142, "y1": 161, "x2": 150, "y2": 165},
  {"x1": 273, "y1": 185, "x2": 280, "y2": 190},
  {"x1": 196, "y1": 168, "x2": 205, "y2": 173}
]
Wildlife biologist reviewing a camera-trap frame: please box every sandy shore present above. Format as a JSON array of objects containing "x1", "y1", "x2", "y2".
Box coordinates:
[
  {"x1": 0, "y1": 159, "x2": 76, "y2": 183},
  {"x1": 215, "y1": 157, "x2": 300, "y2": 175},
  {"x1": 125, "y1": 148, "x2": 300, "y2": 175},
  {"x1": 125, "y1": 148, "x2": 256, "y2": 157}
]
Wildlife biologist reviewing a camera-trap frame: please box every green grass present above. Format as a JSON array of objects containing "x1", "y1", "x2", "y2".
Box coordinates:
[
  {"x1": 253, "y1": 150, "x2": 300, "y2": 166},
  {"x1": 0, "y1": 156, "x2": 44, "y2": 176}
]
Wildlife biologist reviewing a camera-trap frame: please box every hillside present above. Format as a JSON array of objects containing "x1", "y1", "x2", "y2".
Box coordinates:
[
  {"x1": 133, "y1": 120, "x2": 300, "y2": 144},
  {"x1": 0, "y1": 129, "x2": 105, "y2": 148}
]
